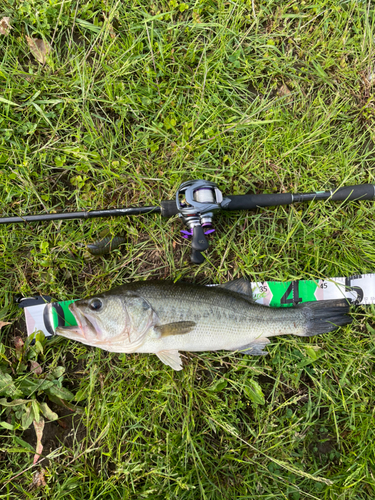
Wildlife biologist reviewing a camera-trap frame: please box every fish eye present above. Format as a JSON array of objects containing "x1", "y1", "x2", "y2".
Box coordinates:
[{"x1": 89, "y1": 298, "x2": 103, "y2": 311}]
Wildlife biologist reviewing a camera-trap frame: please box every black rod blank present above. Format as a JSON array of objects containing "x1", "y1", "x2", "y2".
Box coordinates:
[{"x1": 0, "y1": 206, "x2": 161, "y2": 225}]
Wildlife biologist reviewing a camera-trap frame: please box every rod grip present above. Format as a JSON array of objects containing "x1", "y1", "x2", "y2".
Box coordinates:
[
  {"x1": 221, "y1": 185, "x2": 375, "y2": 211},
  {"x1": 330, "y1": 184, "x2": 375, "y2": 201},
  {"x1": 221, "y1": 193, "x2": 293, "y2": 211},
  {"x1": 160, "y1": 200, "x2": 179, "y2": 218}
]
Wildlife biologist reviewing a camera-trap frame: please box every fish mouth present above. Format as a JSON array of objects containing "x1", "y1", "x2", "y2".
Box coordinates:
[
  {"x1": 55, "y1": 302, "x2": 99, "y2": 341},
  {"x1": 55, "y1": 324, "x2": 85, "y2": 341}
]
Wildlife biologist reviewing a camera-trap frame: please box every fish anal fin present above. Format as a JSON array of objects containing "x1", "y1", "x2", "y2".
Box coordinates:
[
  {"x1": 234, "y1": 337, "x2": 270, "y2": 356},
  {"x1": 156, "y1": 350, "x2": 183, "y2": 371},
  {"x1": 154, "y1": 321, "x2": 196, "y2": 337},
  {"x1": 218, "y1": 278, "x2": 255, "y2": 302}
]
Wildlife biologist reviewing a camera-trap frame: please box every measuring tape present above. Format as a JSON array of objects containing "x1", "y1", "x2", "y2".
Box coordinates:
[{"x1": 22, "y1": 274, "x2": 375, "y2": 338}]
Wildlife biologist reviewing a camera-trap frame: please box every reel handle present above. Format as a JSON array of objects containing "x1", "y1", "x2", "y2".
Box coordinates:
[
  {"x1": 191, "y1": 226, "x2": 209, "y2": 252},
  {"x1": 191, "y1": 250, "x2": 205, "y2": 264}
]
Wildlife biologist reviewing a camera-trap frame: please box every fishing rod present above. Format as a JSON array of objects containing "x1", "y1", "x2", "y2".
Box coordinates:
[{"x1": 1, "y1": 180, "x2": 374, "y2": 264}]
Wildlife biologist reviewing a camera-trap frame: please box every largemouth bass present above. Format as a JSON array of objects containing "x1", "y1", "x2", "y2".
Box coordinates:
[{"x1": 56, "y1": 279, "x2": 351, "y2": 370}]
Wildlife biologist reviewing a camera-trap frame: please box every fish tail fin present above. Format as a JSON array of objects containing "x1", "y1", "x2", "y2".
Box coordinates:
[
  {"x1": 296, "y1": 299, "x2": 352, "y2": 337},
  {"x1": 234, "y1": 299, "x2": 351, "y2": 357}
]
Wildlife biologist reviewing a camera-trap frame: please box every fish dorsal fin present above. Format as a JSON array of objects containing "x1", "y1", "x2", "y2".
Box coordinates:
[
  {"x1": 154, "y1": 321, "x2": 196, "y2": 337},
  {"x1": 218, "y1": 278, "x2": 254, "y2": 300},
  {"x1": 233, "y1": 337, "x2": 270, "y2": 356},
  {"x1": 156, "y1": 350, "x2": 183, "y2": 370}
]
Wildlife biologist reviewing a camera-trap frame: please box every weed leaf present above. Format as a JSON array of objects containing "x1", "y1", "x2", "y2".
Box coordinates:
[
  {"x1": 243, "y1": 379, "x2": 265, "y2": 405},
  {"x1": 0, "y1": 398, "x2": 29, "y2": 407},
  {"x1": 0, "y1": 17, "x2": 11, "y2": 36},
  {"x1": 46, "y1": 384, "x2": 75, "y2": 401},
  {"x1": 33, "y1": 417, "x2": 45, "y2": 464},
  {"x1": 40, "y1": 402, "x2": 58, "y2": 421},
  {"x1": 21, "y1": 405, "x2": 34, "y2": 430},
  {"x1": 26, "y1": 36, "x2": 51, "y2": 65},
  {"x1": 30, "y1": 361, "x2": 43, "y2": 375},
  {"x1": 31, "y1": 468, "x2": 47, "y2": 489},
  {"x1": 0, "y1": 369, "x2": 22, "y2": 398}
]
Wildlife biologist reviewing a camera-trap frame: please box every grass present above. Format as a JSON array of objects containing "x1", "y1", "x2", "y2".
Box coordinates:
[{"x1": 1, "y1": 0, "x2": 375, "y2": 497}]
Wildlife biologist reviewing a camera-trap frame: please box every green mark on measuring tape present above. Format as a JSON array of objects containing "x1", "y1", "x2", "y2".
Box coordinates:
[
  {"x1": 268, "y1": 280, "x2": 318, "y2": 307},
  {"x1": 51, "y1": 300, "x2": 78, "y2": 330},
  {"x1": 299, "y1": 281, "x2": 318, "y2": 302}
]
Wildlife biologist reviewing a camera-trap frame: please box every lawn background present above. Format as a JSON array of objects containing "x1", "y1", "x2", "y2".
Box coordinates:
[{"x1": 1, "y1": 0, "x2": 375, "y2": 498}]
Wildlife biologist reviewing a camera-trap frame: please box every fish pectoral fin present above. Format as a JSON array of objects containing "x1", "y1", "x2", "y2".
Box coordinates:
[
  {"x1": 156, "y1": 350, "x2": 183, "y2": 371},
  {"x1": 154, "y1": 321, "x2": 196, "y2": 337},
  {"x1": 218, "y1": 278, "x2": 255, "y2": 302},
  {"x1": 234, "y1": 337, "x2": 270, "y2": 356}
]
